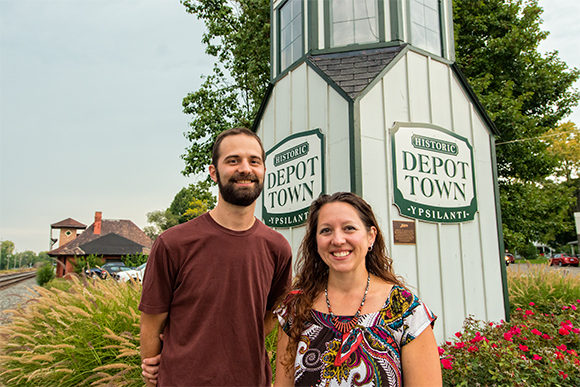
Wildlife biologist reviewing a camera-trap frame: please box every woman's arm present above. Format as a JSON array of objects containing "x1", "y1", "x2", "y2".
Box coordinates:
[
  {"x1": 273, "y1": 328, "x2": 295, "y2": 387},
  {"x1": 401, "y1": 326, "x2": 442, "y2": 387}
]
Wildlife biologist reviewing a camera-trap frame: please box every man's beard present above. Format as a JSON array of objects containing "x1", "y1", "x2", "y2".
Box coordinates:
[{"x1": 216, "y1": 170, "x2": 263, "y2": 207}]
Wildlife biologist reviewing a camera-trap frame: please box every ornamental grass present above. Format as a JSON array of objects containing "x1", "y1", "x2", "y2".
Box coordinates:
[{"x1": 0, "y1": 275, "x2": 142, "y2": 387}]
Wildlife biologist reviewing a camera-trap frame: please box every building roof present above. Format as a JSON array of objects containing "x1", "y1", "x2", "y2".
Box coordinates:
[
  {"x1": 51, "y1": 218, "x2": 87, "y2": 229},
  {"x1": 80, "y1": 233, "x2": 146, "y2": 256},
  {"x1": 48, "y1": 218, "x2": 152, "y2": 256},
  {"x1": 307, "y1": 45, "x2": 406, "y2": 99}
]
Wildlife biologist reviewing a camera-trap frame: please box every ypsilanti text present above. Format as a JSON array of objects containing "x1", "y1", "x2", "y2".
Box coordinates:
[{"x1": 266, "y1": 209, "x2": 309, "y2": 227}]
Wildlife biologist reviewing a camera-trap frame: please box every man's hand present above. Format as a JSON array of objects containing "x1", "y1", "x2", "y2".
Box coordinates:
[
  {"x1": 142, "y1": 353, "x2": 161, "y2": 385},
  {"x1": 140, "y1": 313, "x2": 167, "y2": 387}
]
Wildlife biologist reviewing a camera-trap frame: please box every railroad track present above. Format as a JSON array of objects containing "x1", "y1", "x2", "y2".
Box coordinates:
[{"x1": 0, "y1": 271, "x2": 37, "y2": 290}]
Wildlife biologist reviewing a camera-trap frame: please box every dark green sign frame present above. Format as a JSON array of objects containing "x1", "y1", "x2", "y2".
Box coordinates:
[{"x1": 391, "y1": 122, "x2": 478, "y2": 223}]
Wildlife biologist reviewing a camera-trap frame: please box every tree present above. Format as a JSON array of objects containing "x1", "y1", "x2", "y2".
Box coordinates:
[
  {"x1": 179, "y1": 0, "x2": 580, "y2": 250},
  {"x1": 145, "y1": 181, "x2": 217, "y2": 239},
  {"x1": 454, "y1": 0, "x2": 579, "y2": 182},
  {"x1": 545, "y1": 121, "x2": 580, "y2": 182},
  {"x1": 180, "y1": 0, "x2": 271, "y2": 177},
  {"x1": 453, "y1": 0, "x2": 579, "y2": 250},
  {"x1": 1, "y1": 240, "x2": 15, "y2": 270}
]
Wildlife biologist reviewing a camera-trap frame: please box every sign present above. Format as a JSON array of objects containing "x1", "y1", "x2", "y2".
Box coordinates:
[
  {"x1": 391, "y1": 122, "x2": 477, "y2": 223},
  {"x1": 393, "y1": 221, "x2": 416, "y2": 244},
  {"x1": 262, "y1": 129, "x2": 325, "y2": 227}
]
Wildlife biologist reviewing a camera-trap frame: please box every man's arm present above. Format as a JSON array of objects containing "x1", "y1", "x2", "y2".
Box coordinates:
[
  {"x1": 140, "y1": 312, "x2": 168, "y2": 387},
  {"x1": 264, "y1": 310, "x2": 277, "y2": 338}
]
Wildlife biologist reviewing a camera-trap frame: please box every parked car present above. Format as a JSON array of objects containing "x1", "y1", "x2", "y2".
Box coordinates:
[
  {"x1": 85, "y1": 262, "x2": 126, "y2": 279},
  {"x1": 116, "y1": 262, "x2": 146, "y2": 282},
  {"x1": 550, "y1": 254, "x2": 579, "y2": 267},
  {"x1": 505, "y1": 253, "x2": 515, "y2": 266}
]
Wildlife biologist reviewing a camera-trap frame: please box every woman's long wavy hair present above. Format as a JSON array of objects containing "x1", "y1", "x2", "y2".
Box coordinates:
[{"x1": 280, "y1": 192, "x2": 406, "y2": 372}]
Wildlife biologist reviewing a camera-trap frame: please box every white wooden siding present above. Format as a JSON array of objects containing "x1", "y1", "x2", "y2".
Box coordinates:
[{"x1": 357, "y1": 49, "x2": 505, "y2": 342}]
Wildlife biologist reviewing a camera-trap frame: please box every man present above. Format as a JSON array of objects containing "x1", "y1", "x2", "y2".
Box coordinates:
[{"x1": 139, "y1": 127, "x2": 292, "y2": 386}]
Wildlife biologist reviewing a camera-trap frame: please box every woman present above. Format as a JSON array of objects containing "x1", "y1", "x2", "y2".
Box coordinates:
[{"x1": 274, "y1": 192, "x2": 441, "y2": 386}]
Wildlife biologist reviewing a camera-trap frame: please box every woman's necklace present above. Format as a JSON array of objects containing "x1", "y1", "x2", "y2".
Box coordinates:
[{"x1": 325, "y1": 272, "x2": 370, "y2": 334}]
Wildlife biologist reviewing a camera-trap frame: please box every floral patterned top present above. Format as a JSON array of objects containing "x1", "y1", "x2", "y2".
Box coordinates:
[{"x1": 274, "y1": 286, "x2": 437, "y2": 387}]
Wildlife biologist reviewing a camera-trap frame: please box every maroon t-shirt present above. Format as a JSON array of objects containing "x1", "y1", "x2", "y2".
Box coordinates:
[{"x1": 139, "y1": 212, "x2": 292, "y2": 386}]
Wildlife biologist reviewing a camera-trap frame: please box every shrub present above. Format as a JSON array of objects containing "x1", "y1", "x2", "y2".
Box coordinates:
[
  {"x1": 122, "y1": 254, "x2": 148, "y2": 268},
  {"x1": 440, "y1": 304, "x2": 580, "y2": 386},
  {"x1": 0, "y1": 276, "x2": 142, "y2": 386},
  {"x1": 73, "y1": 255, "x2": 105, "y2": 274},
  {"x1": 440, "y1": 263, "x2": 580, "y2": 386},
  {"x1": 36, "y1": 264, "x2": 55, "y2": 286}
]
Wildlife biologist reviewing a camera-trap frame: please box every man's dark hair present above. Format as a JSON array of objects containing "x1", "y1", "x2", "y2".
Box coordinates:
[{"x1": 211, "y1": 128, "x2": 266, "y2": 167}]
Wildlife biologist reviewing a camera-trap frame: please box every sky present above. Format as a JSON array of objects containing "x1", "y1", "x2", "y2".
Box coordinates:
[{"x1": 1, "y1": 0, "x2": 579, "y2": 254}]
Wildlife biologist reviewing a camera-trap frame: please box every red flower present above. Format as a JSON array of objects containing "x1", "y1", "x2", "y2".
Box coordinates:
[
  {"x1": 519, "y1": 344, "x2": 529, "y2": 352},
  {"x1": 555, "y1": 351, "x2": 565, "y2": 360},
  {"x1": 525, "y1": 310, "x2": 534, "y2": 315},
  {"x1": 556, "y1": 344, "x2": 567, "y2": 351},
  {"x1": 445, "y1": 341, "x2": 452, "y2": 346},
  {"x1": 516, "y1": 307, "x2": 522, "y2": 311},
  {"x1": 542, "y1": 333, "x2": 552, "y2": 340},
  {"x1": 467, "y1": 345, "x2": 479, "y2": 353},
  {"x1": 562, "y1": 306, "x2": 569, "y2": 310},
  {"x1": 455, "y1": 332, "x2": 462, "y2": 338},
  {"x1": 529, "y1": 302, "x2": 535, "y2": 306},
  {"x1": 572, "y1": 305, "x2": 577, "y2": 311},
  {"x1": 491, "y1": 343, "x2": 499, "y2": 349},
  {"x1": 455, "y1": 342, "x2": 466, "y2": 349},
  {"x1": 567, "y1": 350, "x2": 578, "y2": 357},
  {"x1": 559, "y1": 327, "x2": 570, "y2": 336},
  {"x1": 441, "y1": 358, "x2": 453, "y2": 370},
  {"x1": 438, "y1": 347, "x2": 445, "y2": 356},
  {"x1": 531, "y1": 329, "x2": 542, "y2": 336},
  {"x1": 573, "y1": 328, "x2": 580, "y2": 334},
  {"x1": 489, "y1": 322, "x2": 494, "y2": 326},
  {"x1": 559, "y1": 371, "x2": 568, "y2": 379},
  {"x1": 503, "y1": 332, "x2": 513, "y2": 342},
  {"x1": 533, "y1": 354, "x2": 542, "y2": 361}
]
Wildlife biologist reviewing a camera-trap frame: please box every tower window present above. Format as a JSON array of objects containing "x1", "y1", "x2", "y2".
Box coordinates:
[
  {"x1": 410, "y1": 0, "x2": 442, "y2": 55},
  {"x1": 280, "y1": 0, "x2": 303, "y2": 71},
  {"x1": 330, "y1": 0, "x2": 379, "y2": 47}
]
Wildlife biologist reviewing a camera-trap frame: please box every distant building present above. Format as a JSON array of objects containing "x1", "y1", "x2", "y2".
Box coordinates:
[{"x1": 48, "y1": 212, "x2": 152, "y2": 278}]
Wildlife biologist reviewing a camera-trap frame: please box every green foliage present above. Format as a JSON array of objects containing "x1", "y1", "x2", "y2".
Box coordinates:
[
  {"x1": 0, "y1": 240, "x2": 15, "y2": 270},
  {"x1": 453, "y1": 0, "x2": 580, "y2": 252},
  {"x1": 72, "y1": 255, "x2": 105, "y2": 274},
  {"x1": 441, "y1": 267, "x2": 580, "y2": 386},
  {"x1": 508, "y1": 263, "x2": 580, "y2": 315},
  {"x1": 500, "y1": 180, "x2": 576, "y2": 252},
  {"x1": 42, "y1": 277, "x2": 72, "y2": 292},
  {"x1": 440, "y1": 308, "x2": 580, "y2": 386},
  {"x1": 179, "y1": 0, "x2": 271, "y2": 177},
  {"x1": 0, "y1": 276, "x2": 142, "y2": 386},
  {"x1": 145, "y1": 181, "x2": 216, "y2": 239},
  {"x1": 36, "y1": 264, "x2": 55, "y2": 286},
  {"x1": 122, "y1": 254, "x2": 148, "y2": 268}
]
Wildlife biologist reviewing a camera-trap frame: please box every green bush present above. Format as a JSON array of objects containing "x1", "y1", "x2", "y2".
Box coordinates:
[
  {"x1": 43, "y1": 277, "x2": 72, "y2": 292},
  {"x1": 440, "y1": 263, "x2": 580, "y2": 386},
  {"x1": 521, "y1": 242, "x2": 539, "y2": 260},
  {"x1": 73, "y1": 255, "x2": 105, "y2": 274},
  {"x1": 0, "y1": 276, "x2": 142, "y2": 386},
  {"x1": 440, "y1": 305, "x2": 579, "y2": 386},
  {"x1": 122, "y1": 254, "x2": 148, "y2": 268},
  {"x1": 35, "y1": 264, "x2": 55, "y2": 286}
]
